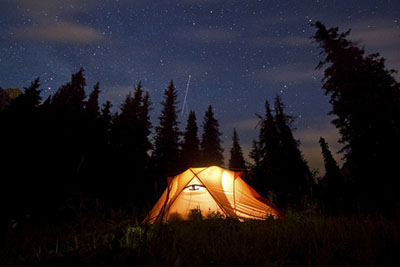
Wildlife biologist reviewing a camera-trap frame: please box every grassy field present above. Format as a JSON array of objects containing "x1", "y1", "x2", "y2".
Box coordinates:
[{"x1": 2, "y1": 210, "x2": 400, "y2": 266}]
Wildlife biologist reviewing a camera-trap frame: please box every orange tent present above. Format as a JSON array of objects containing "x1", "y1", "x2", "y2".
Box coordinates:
[{"x1": 144, "y1": 166, "x2": 281, "y2": 223}]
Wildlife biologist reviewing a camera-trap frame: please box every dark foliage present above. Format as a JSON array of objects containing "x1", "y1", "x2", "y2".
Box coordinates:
[
  {"x1": 3, "y1": 213, "x2": 400, "y2": 267},
  {"x1": 200, "y1": 105, "x2": 224, "y2": 166},
  {"x1": 318, "y1": 137, "x2": 346, "y2": 215},
  {"x1": 312, "y1": 21, "x2": 400, "y2": 213},
  {"x1": 0, "y1": 70, "x2": 155, "y2": 225},
  {"x1": 110, "y1": 82, "x2": 152, "y2": 207},
  {"x1": 181, "y1": 110, "x2": 201, "y2": 169},
  {"x1": 0, "y1": 88, "x2": 11, "y2": 111},
  {"x1": 151, "y1": 80, "x2": 181, "y2": 195},
  {"x1": 250, "y1": 97, "x2": 315, "y2": 208},
  {"x1": 228, "y1": 128, "x2": 246, "y2": 171}
]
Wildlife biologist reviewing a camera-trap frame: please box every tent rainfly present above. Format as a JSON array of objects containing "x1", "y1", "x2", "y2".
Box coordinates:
[{"x1": 144, "y1": 166, "x2": 282, "y2": 223}]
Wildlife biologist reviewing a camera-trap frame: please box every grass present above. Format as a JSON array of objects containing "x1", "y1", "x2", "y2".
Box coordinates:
[{"x1": 1, "y1": 210, "x2": 400, "y2": 266}]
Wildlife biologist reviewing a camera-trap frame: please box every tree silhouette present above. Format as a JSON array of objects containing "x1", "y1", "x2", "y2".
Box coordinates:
[
  {"x1": 257, "y1": 100, "x2": 281, "y2": 197},
  {"x1": 52, "y1": 67, "x2": 86, "y2": 113},
  {"x1": 99, "y1": 101, "x2": 113, "y2": 139},
  {"x1": 200, "y1": 105, "x2": 224, "y2": 166},
  {"x1": 110, "y1": 82, "x2": 152, "y2": 207},
  {"x1": 152, "y1": 80, "x2": 181, "y2": 194},
  {"x1": 0, "y1": 79, "x2": 43, "y2": 220},
  {"x1": 228, "y1": 128, "x2": 246, "y2": 170},
  {"x1": 312, "y1": 21, "x2": 400, "y2": 213},
  {"x1": 181, "y1": 110, "x2": 201, "y2": 169},
  {"x1": 251, "y1": 97, "x2": 314, "y2": 208},
  {"x1": 318, "y1": 137, "x2": 345, "y2": 214},
  {"x1": 248, "y1": 139, "x2": 262, "y2": 187},
  {"x1": 85, "y1": 82, "x2": 100, "y2": 120},
  {"x1": 0, "y1": 88, "x2": 11, "y2": 111},
  {"x1": 7, "y1": 78, "x2": 41, "y2": 112},
  {"x1": 274, "y1": 96, "x2": 314, "y2": 207}
]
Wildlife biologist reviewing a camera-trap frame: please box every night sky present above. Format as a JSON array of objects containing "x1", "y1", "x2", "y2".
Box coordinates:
[{"x1": 1, "y1": 0, "x2": 399, "y2": 172}]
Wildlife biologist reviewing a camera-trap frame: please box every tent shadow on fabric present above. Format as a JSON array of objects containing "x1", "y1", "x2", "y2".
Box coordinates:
[{"x1": 144, "y1": 166, "x2": 282, "y2": 224}]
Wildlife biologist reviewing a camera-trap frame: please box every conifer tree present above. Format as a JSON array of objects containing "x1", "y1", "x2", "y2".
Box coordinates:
[
  {"x1": 44, "y1": 68, "x2": 88, "y2": 204},
  {"x1": 0, "y1": 88, "x2": 11, "y2": 112},
  {"x1": 152, "y1": 80, "x2": 181, "y2": 193},
  {"x1": 274, "y1": 96, "x2": 314, "y2": 206},
  {"x1": 85, "y1": 82, "x2": 100, "y2": 120},
  {"x1": 319, "y1": 137, "x2": 344, "y2": 214},
  {"x1": 8, "y1": 78, "x2": 42, "y2": 112},
  {"x1": 109, "y1": 82, "x2": 153, "y2": 206},
  {"x1": 251, "y1": 97, "x2": 314, "y2": 208},
  {"x1": 200, "y1": 105, "x2": 224, "y2": 166},
  {"x1": 0, "y1": 78, "x2": 45, "y2": 219},
  {"x1": 228, "y1": 128, "x2": 246, "y2": 170},
  {"x1": 99, "y1": 101, "x2": 113, "y2": 144},
  {"x1": 312, "y1": 22, "x2": 400, "y2": 212},
  {"x1": 79, "y1": 82, "x2": 102, "y2": 194},
  {"x1": 248, "y1": 139, "x2": 262, "y2": 186},
  {"x1": 181, "y1": 110, "x2": 201, "y2": 169},
  {"x1": 112, "y1": 82, "x2": 152, "y2": 166},
  {"x1": 257, "y1": 100, "x2": 281, "y2": 196},
  {"x1": 52, "y1": 67, "x2": 86, "y2": 113}
]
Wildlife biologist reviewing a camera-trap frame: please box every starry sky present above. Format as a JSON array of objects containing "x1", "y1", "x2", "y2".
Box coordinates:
[{"x1": 1, "y1": 0, "x2": 399, "y2": 173}]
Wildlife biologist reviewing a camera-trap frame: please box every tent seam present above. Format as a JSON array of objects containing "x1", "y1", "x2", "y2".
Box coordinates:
[{"x1": 193, "y1": 168, "x2": 235, "y2": 218}]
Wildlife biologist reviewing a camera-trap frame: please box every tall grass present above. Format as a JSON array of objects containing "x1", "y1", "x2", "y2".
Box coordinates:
[{"x1": 1, "y1": 211, "x2": 400, "y2": 266}]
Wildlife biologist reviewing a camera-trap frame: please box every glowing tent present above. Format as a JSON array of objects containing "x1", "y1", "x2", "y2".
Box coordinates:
[{"x1": 144, "y1": 166, "x2": 281, "y2": 223}]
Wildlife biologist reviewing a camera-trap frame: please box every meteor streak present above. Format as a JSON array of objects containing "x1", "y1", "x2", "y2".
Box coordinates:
[{"x1": 181, "y1": 74, "x2": 191, "y2": 117}]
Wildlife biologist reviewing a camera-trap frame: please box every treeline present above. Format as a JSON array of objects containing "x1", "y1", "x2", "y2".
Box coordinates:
[
  {"x1": 0, "y1": 72, "x2": 235, "y2": 223},
  {"x1": 0, "y1": 67, "x2": 318, "y2": 223},
  {"x1": 0, "y1": 21, "x2": 400, "y2": 224}
]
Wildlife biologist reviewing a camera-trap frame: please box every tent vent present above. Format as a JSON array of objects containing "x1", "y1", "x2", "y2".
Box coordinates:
[{"x1": 185, "y1": 184, "x2": 204, "y2": 191}]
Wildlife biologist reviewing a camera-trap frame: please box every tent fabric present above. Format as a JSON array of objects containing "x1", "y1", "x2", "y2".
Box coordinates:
[{"x1": 144, "y1": 166, "x2": 281, "y2": 223}]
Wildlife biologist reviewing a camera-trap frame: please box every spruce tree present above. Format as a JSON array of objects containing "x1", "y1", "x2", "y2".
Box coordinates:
[
  {"x1": 248, "y1": 139, "x2": 262, "y2": 186},
  {"x1": 48, "y1": 68, "x2": 87, "y2": 180},
  {"x1": 258, "y1": 100, "x2": 281, "y2": 196},
  {"x1": 109, "y1": 82, "x2": 153, "y2": 207},
  {"x1": 252, "y1": 97, "x2": 314, "y2": 208},
  {"x1": 4, "y1": 79, "x2": 41, "y2": 122},
  {"x1": 99, "y1": 101, "x2": 113, "y2": 144},
  {"x1": 85, "y1": 82, "x2": 100, "y2": 120},
  {"x1": 181, "y1": 110, "x2": 201, "y2": 169},
  {"x1": 200, "y1": 105, "x2": 224, "y2": 166},
  {"x1": 228, "y1": 128, "x2": 246, "y2": 170},
  {"x1": 79, "y1": 82, "x2": 101, "y2": 179},
  {"x1": 312, "y1": 22, "x2": 400, "y2": 212},
  {"x1": 0, "y1": 78, "x2": 43, "y2": 219},
  {"x1": 52, "y1": 67, "x2": 86, "y2": 113},
  {"x1": 152, "y1": 80, "x2": 181, "y2": 193},
  {"x1": 139, "y1": 91, "x2": 153, "y2": 155},
  {"x1": 319, "y1": 137, "x2": 344, "y2": 214},
  {"x1": 7, "y1": 78, "x2": 42, "y2": 112},
  {"x1": 45, "y1": 69, "x2": 88, "y2": 208},
  {"x1": 0, "y1": 88, "x2": 11, "y2": 112},
  {"x1": 273, "y1": 96, "x2": 314, "y2": 207}
]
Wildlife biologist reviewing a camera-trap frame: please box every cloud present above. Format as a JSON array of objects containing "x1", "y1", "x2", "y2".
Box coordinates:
[
  {"x1": 345, "y1": 19, "x2": 400, "y2": 48},
  {"x1": 354, "y1": 25, "x2": 400, "y2": 78},
  {"x1": 227, "y1": 118, "x2": 259, "y2": 131},
  {"x1": 175, "y1": 28, "x2": 239, "y2": 43},
  {"x1": 256, "y1": 63, "x2": 322, "y2": 85},
  {"x1": 352, "y1": 28, "x2": 400, "y2": 49},
  {"x1": 16, "y1": 22, "x2": 103, "y2": 44},
  {"x1": 249, "y1": 35, "x2": 313, "y2": 48},
  {"x1": 294, "y1": 123, "x2": 343, "y2": 173},
  {"x1": 339, "y1": 19, "x2": 400, "y2": 78}
]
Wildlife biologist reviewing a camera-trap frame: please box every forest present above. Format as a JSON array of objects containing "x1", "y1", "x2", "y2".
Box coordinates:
[{"x1": 1, "y1": 22, "x2": 400, "y2": 266}]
